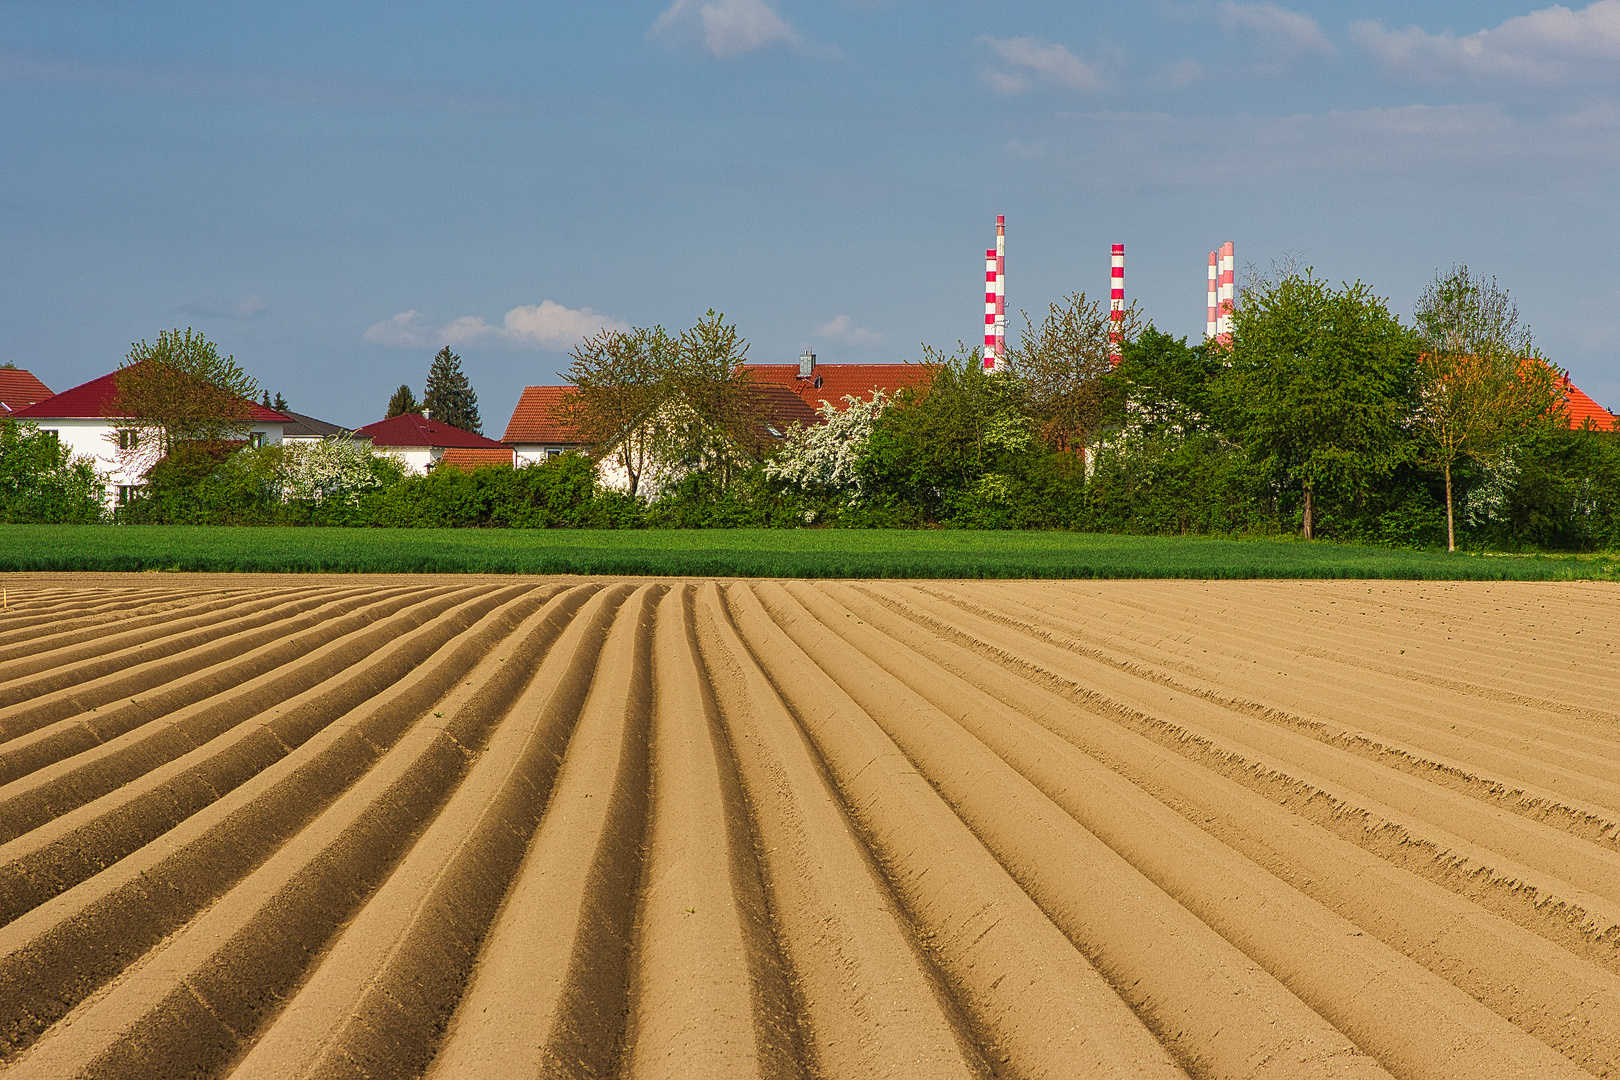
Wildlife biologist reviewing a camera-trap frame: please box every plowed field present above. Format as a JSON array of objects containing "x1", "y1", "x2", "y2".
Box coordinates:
[{"x1": 2, "y1": 576, "x2": 1619, "y2": 1079}]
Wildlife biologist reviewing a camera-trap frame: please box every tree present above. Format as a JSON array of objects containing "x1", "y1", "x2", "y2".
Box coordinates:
[
  {"x1": 0, "y1": 419, "x2": 104, "y2": 522},
  {"x1": 1010, "y1": 292, "x2": 1140, "y2": 452},
  {"x1": 385, "y1": 384, "x2": 419, "y2": 419},
  {"x1": 1411, "y1": 265, "x2": 1562, "y2": 550},
  {"x1": 260, "y1": 391, "x2": 290, "y2": 412},
  {"x1": 422, "y1": 347, "x2": 482, "y2": 433},
  {"x1": 766, "y1": 391, "x2": 889, "y2": 495},
  {"x1": 561, "y1": 326, "x2": 676, "y2": 498},
  {"x1": 113, "y1": 329, "x2": 259, "y2": 472},
  {"x1": 1221, "y1": 270, "x2": 1418, "y2": 540},
  {"x1": 662, "y1": 310, "x2": 762, "y2": 486}
]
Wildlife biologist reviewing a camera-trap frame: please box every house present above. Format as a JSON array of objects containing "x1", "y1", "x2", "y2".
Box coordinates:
[
  {"x1": 13, "y1": 366, "x2": 286, "y2": 506},
  {"x1": 503, "y1": 386, "x2": 589, "y2": 464},
  {"x1": 1556, "y1": 373, "x2": 1616, "y2": 431},
  {"x1": 280, "y1": 409, "x2": 370, "y2": 445},
  {"x1": 744, "y1": 352, "x2": 935, "y2": 413},
  {"x1": 0, "y1": 368, "x2": 53, "y2": 416},
  {"x1": 352, "y1": 413, "x2": 512, "y2": 474}
]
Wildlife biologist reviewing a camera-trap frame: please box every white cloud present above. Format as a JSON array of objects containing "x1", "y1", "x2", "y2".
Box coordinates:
[
  {"x1": 1352, "y1": 1, "x2": 1620, "y2": 86},
  {"x1": 183, "y1": 295, "x2": 266, "y2": 319},
  {"x1": 816, "y1": 314, "x2": 884, "y2": 346},
  {"x1": 1157, "y1": 58, "x2": 1206, "y2": 90},
  {"x1": 1218, "y1": 2, "x2": 1335, "y2": 59},
  {"x1": 979, "y1": 35, "x2": 1103, "y2": 94},
  {"x1": 651, "y1": 0, "x2": 801, "y2": 58},
  {"x1": 364, "y1": 301, "x2": 629, "y2": 351}
]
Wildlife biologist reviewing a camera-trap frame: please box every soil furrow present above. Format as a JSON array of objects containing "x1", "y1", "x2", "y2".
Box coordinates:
[
  {"x1": 0, "y1": 584, "x2": 464, "y2": 742},
  {"x1": 0, "y1": 584, "x2": 604, "y2": 1066},
  {"x1": 0, "y1": 583, "x2": 457, "y2": 803},
  {"x1": 0, "y1": 584, "x2": 551, "y2": 926},
  {"x1": 801, "y1": 582, "x2": 1592, "y2": 1080},
  {"x1": 694, "y1": 583, "x2": 988, "y2": 1080},
  {"x1": 620, "y1": 586, "x2": 805, "y2": 1080},
  {"x1": 233, "y1": 585, "x2": 651, "y2": 1080}
]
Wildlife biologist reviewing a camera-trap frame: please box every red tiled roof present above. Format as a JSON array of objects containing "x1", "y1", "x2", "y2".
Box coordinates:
[
  {"x1": 744, "y1": 363, "x2": 936, "y2": 413},
  {"x1": 0, "y1": 369, "x2": 52, "y2": 414},
  {"x1": 503, "y1": 386, "x2": 583, "y2": 444},
  {"x1": 1557, "y1": 374, "x2": 1616, "y2": 432},
  {"x1": 354, "y1": 412, "x2": 509, "y2": 449},
  {"x1": 751, "y1": 384, "x2": 821, "y2": 433},
  {"x1": 438, "y1": 447, "x2": 516, "y2": 470},
  {"x1": 13, "y1": 365, "x2": 287, "y2": 423}
]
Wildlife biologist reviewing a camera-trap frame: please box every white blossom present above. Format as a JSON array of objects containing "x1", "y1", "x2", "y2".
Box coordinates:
[
  {"x1": 765, "y1": 392, "x2": 888, "y2": 495},
  {"x1": 281, "y1": 437, "x2": 394, "y2": 505}
]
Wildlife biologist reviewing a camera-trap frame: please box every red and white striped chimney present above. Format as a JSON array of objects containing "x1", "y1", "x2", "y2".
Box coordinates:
[
  {"x1": 995, "y1": 215, "x2": 1006, "y2": 366},
  {"x1": 1108, "y1": 243, "x2": 1125, "y2": 366},
  {"x1": 1206, "y1": 250, "x2": 1219, "y2": 341},
  {"x1": 1216, "y1": 241, "x2": 1235, "y2": 345},
  {"x1": 983, "y1": 246, "x2": 998, "y2": 371}
]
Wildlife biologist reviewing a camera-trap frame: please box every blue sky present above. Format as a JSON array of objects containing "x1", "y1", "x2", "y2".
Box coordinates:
[{"x1": 4, "y1": 1, "x2": 1619, "y2": 429}]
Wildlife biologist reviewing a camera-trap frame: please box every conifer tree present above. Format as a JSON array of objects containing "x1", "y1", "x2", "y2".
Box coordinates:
[
  {"x1": 422, "y1": 348, "x2": 482, "y2": 434},
  {"x1": 385, "y1": 384, "x2": 419, "y2": 419}
]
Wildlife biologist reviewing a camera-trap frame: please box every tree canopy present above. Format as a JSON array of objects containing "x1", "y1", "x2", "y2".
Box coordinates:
[
  {"x1": 114, "y1": 328, "x2": 260, "y2": 470},
  {"x1": 422, "y1": 348, "x2": 482, "y2": 434},
  {"x1": 385, "y1": 384, "x2": 420, "y2": 420}
]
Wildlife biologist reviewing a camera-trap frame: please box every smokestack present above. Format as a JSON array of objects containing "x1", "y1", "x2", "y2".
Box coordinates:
[
  {"x1": 1206, "y1": 251, "x2": 1218, "y2": 341},
  {"x1": 799, "y1": 350, "x2": 816, "y2": 378},
  {"x1": 1216, "y1": 241, "x2": 1235, "y2": 345},
  {"x1": 1109, "y1": 243, "x2": 1125, "y2": 366},
  {"x1": 984, "y1": 246, "x2": 999, "y2": 371},
  {"x1": 995, "y1": 215, "x2": 1006, "y2": 366}
]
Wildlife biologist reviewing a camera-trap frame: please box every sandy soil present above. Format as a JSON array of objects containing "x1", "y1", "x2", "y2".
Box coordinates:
[{"x1": 0, "y1": 574, "x2": 1617, "y2": 1078}]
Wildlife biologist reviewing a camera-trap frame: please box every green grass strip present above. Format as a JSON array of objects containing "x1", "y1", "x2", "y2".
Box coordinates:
[{"x1": 0, "y1": 525, "x2": 1616, "y2": 580}]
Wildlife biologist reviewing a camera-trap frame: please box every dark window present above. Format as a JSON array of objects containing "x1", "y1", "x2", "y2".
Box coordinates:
[
  {"x1": 118, "y1": 429, "x2": 138, "y2": 450},
  {"x1": 117, "y1": 485, "x2": 139, "y2": 505},
  {"x1": 249, "y1": 432, "x2": 266, "y2": 449}
]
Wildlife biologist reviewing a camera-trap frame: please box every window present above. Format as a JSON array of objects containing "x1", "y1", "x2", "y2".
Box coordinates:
[
  {"x1": 117, "y1": 429, "x2": 139, "y2": 451},
  {"x1": 249, "y1": 432, "x2": 266, "y2": 449},
  {"x1": 546, "y1": 448, "x2": 563, "y2": 459},
  {"x1": 117, "y1": 485, "x2": 140, "y2": 506}
]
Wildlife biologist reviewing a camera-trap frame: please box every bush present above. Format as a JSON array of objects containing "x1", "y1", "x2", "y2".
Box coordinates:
[{"x1": 0, "y1": 420, "x2": 104, "y2": 523}]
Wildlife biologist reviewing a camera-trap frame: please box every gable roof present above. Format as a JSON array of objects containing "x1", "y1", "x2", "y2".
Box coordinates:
[
  {"x1": 280, "y1": 409, "x2": 362, "y2": 439},
  {"x1": 751, "y1": 384, "x2": 821, "y2": 434},
  {"x1": 744, "y1": 363, "x2": 936, "y2": 413},
  {"x1": 0, "y1": 369, "x2": 52, "y2": 414},
  {"x1": 1557, "y1": 373, "x2": 1616, "y2": 431},
  {"x1": 503, "y1": 386, "x2": 583, "y2": 444},
  {"x1": 13, "y1": 366, "x2": 287, "y2": 423},
  {"x1": 354, "y1": 412, "x2": 509, "y2": 449}
]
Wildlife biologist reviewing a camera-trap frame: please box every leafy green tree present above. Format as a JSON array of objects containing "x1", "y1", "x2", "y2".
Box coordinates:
[
  {"x1": 1220, "y1": 270, "x2": 1419, "y2": 539},
  {"x1": 422, "y1": 347, "x2": 482, "y2": 433},
  {"x1": 1010, "y1": 292, "x2": 1139, "y2": 452},
  {"x1": 662, "y1": 310, "x2": 762, "y2": 487},
  {"x1": 0, "y1": 419, "x2": 104, "y2": 522},
  {"x1": 385, "y1": 384, "x2": 419, "y2": 419},
  {"x1": 1411, "y1": 265, "x2": 1562, "y2": 550},
  {"x1": 861, "y1": 344, "x2": 1036, "y2": 521},
  {"x1": 562, "y1": 325, "x2": 677, "y2": 498},
  {"x1": 114, "y1": 329, "x2": 260, "y2": 469}
]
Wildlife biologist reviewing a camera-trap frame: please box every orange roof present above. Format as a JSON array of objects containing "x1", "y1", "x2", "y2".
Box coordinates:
[
  {"x1": 744, "y1": 363, "x2": 935, "y2": 413},
  {"x1": 503, "y1": 385, "x2": 583, "y2": 444},
  {"x1": 1557, "y1": 373, "x2": 1616, "y2": 431},
  {"x1": 437, "y1": 447, "x2": 515, "y2": 470},
  {"x1": 0, "y1": 368, "x2": 52, "y2": 414}
]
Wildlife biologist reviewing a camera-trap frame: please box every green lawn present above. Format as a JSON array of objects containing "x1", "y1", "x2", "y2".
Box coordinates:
[{"x1": 0, "y1": 525, "x2": 1614, "y2": 580}]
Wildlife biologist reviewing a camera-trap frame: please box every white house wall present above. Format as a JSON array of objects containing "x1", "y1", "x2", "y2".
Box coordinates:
[{"x1": 26, "y1": 418, "x2": 283, "y2": 507}]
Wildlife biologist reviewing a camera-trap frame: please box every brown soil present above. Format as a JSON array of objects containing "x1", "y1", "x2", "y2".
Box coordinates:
[{"x1": 1, "y1": 574, "x2": 1617, "y2": 1078}]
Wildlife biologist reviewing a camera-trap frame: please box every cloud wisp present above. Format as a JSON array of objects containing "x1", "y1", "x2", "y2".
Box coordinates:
[
  {"x1": 1217, "y1": 1, "x2": 1335, "y2": 59},
  {"x1": 364, "y1": 301, "x2": 629, "y2": 351},
  {"x1": 1352, "y1": 0, "x2": 1620, "y2": 87},
  {"x1": 815, "y1": 314, "x2": 884, "y2": 347},
  {"x1": 650, "y1": 0, "x2": 801, "y2": 58},
  {"x1": 978, "y1": 35, "x2": 1103, "y2": 95}
]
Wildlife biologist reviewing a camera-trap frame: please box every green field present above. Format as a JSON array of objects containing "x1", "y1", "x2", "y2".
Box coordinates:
[{"x1": 0, "y1": 525, "x2": 1615, "y2": 580}]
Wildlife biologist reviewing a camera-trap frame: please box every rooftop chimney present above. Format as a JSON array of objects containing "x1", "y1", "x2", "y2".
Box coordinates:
[{"x1": 799, "y1": 350, "x2": 816, "y2": 378}]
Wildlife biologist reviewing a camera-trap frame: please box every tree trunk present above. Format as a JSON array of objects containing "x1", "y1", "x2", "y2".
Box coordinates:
[
  {"x1": 1444, "y1": 460, "x2": 1455, "y2": 552},
  {"x1": 1302, "y1": 484, "x2": 1313, "y2": 540}
]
